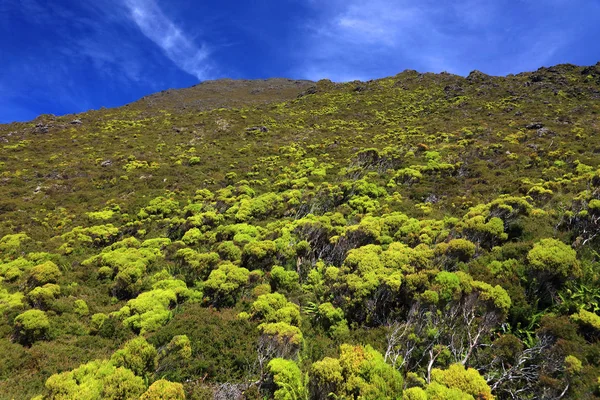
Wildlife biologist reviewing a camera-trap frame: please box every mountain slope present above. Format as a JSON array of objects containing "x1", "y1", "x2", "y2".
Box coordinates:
[{"x1": 1, "y1": 63, "x2": 600, "y2": 399}]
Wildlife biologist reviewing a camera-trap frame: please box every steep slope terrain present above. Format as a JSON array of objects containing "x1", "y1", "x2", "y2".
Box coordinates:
[{"x1": 1, "y1": 63, "x2": 600, "y2": 399}]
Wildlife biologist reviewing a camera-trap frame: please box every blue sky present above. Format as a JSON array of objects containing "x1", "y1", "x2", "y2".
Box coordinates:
[{"x1": 1, "y1": 0, "x2": 599, "y2": 123}]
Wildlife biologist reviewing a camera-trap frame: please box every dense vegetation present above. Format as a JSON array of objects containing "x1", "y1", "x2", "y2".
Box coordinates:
[{"x1": 1, "y1": 63, "x2": 600, "y2": 399}]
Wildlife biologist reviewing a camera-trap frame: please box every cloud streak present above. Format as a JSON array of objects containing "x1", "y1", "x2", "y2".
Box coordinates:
[
  {"x1": 124, "y1": 0, "x2": 213, "y2": 80},
  {"x1": 294, "y1": 0, "x2": 590, "y2": 82}
]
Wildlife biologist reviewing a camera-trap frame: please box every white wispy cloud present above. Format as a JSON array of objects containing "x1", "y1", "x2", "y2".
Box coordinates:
[
  {"x1": 294, "y1": 0, "x2": 575, "y2": 81},
  {"x1": 123, "y1": 0, "x2": 213, "y2": 80}
]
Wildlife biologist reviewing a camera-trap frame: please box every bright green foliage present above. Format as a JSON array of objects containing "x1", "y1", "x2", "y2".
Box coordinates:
[
  {"x1": 45, "y1": 359, "x2": 145, "y2": 400},
  {"x1": 394, "y1": 168, "x2": 423, "y2": 184},
  {"x1": 138, "y1": 196, "x2": 180, "y2": 219},
  {"x1": 29, "y1": 261, "x2": 62, "y2": 286},
  {"x1": 250, "y1": 293, "x2": 303, "y2": 347},
  {"x1": 181, "y1": 227, "x2": 202, "y2": 245},
  {"x1": 217, "y1": 223, "x2": 263, "y2": 244},
  {"x1": 0, "y1": 233, "x2": 31, "y2": 255},
  {"x1": 471, "y1": 281, "x2": 512, "y2": 315},
  {"x1": 253, "y1": 283, "x2": 271, "y2": 297},
  {"x1": 83, "y1": 246, "x2": 161, "y2": 298},
  {"x1": 589, "y1": 199, "x2": 600, "y2": 210},
  {"x1": 425, "y1": 382, "x2": 473, "y2": 400},
  {"x1": 565, "y1": 355, "x2": 583, "y2": 375},
  {"x1": 59, "y1": 224, "x2": 120, "y2": 253},
  {"x1": 571, "y1": 309, "x2": 600, "y2": 331},
  {"x1": 341, "y1": 215, "x2": 383, "y2": 243},
  {"x1": 105, "y1": 236, "x2": 142, "y2": 249},
  {"x1": 156, "y1": 335, "x2": 193, "y2": 376},
  {"x1": 0, "y1": 257, "x2": 33, "y2": 281},
  {"x1": 310, "y1": 356, "x2": 343, "y2": 398},
  {"x1": 165, "y1": 335, "x2": 192, "y2": 360},
  {"x1": 86, "y1": 209, "x2": 116, "y2": 221},
  {"x1": 116, "y1": 288, "x2": 177, "y2": 333},
  {"x1": 445, "y1": 238, "x2": 476, "y2": 262},
  {"x1": 102, "y1": 367, "x2": 147, "y2": 399},
  {"x1": 403, "y1": 387, "x2": 428, "y2": 400},
  {"x1": 527, "y1": 238, "x2": 579, "y2": 279},
  {"x1": 203, "y1": 262, "x2": 249, "y2": 305},
  {"x1": 0, "y1": 287, "x2": 24, "y2": 313},
  {"x1": 175, "y1": 249, "x2": 220, "y2": 280},
  {"x1": 141, "y1": 237, "x2": 172, "y2": 249},
  {"x1": 123, "y1": 158, "x2": 159, "y2": 171},
  {"x1": 90, "y1": 313, "x2": 109, "y2": 334},
  {"x1": 242, "y1": 240, "x2": 276, "y2": 269},
  {"x1": 527, "y1": 185, "x2": 553, "y2": 201},
  {"x1": 270, "y1": 266, "x2": 299, "y2": 292},
  {"x1": 13, "y1": 309, "x2": 50, "y2": 344},
  {"x1": 431, "y1": 272, "x2": 510, "y2": 314},
  {"x1": 193, "y1": 188, "x2": 215, "y2": 201},
  {"x1": 186, "y1": 210, "x2": 224, "y2": 230},
  {"x1": 333, "y1": 244, "x2": 403, "y2": 319},
  {"x1": 487, "y1": 258, "x2": 525, "y2": 280},
  {"x1": 250, "y1": 293, "x2": 301, "y2": 325},
  {"x1": 216, "y1": 241, "x2": 242, "y2": 261},
  {"x1": 27, "y1": 284, "x2": 61, "y2": 309},
  {"x1": 314, "y1": 302, "x2": 349, "y2": 338},
  {"x1": 110, "y1": 336, "x2": 157, "y2": 377},
  {"x1": 433, "y1": 271, "x2": 462, "y2": 302},
  {"x1": 421, "y1": 290, "x2": 440, "y2": 305},
  {"x1": 462, "y1": 216, "x2": 507, "y2": 247},
  {"x1": 430, "y1": 363, "x2": 493, "y2": 400},
  {"x1": 258, "y1": 322, "x2": 303, "y2": 346},
  {"x1": 27, "y1": 252, "x2": 58, "y2": 263},
  {"x1": 235, "y1": 192, "x2": 281, "y2": 221},
  {"x1": 140, "y1": 379, "x2": 185, "y2": 400},
  {"x1": 488, "y1": 196, "x2": 533, "y2": 220},
  {"x1": 152, "y1": 277, "x2": 194, "y2": 301},
  {"x1": 73, "y1": 299, "x2": 89, "y2": 316},
  {"x1": 267, "y1": 358, "x2": 307, "y2": 400},
  {"x1": 273, "y1": 230, "x2": 301, "y2": 261},
  {"x1": 310, "y1": 344, "x2": 403, "y2": 399},
  {"x1": 348, "y1": 195, "x2": 380, "y2": 214}
]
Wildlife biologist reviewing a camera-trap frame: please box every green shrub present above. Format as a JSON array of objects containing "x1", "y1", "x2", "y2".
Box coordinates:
[
  {"x1": 268, "y1": 358, "x2": 307, "y2": 400},
  {"x1": 138, "y1": 196, "x2": 180, "y2": 219},
  {"x1": 181, "y1": 227, "x2": 202, "y2": 245},
  {"x1": 203, "y1": 262, "x2": 250, "y2": 306},
  {"x1": 404, "y1": 387, "x2": 428, "y2": 400},
  {"x1": 45, "y1": 359, "x2": 145, "y2": 400},
  {"x1": 0, "y1": 258, "x2": 33, "y2": 281},
  {"x1": 571, "y1": 309, "x2": 600, "y2": 331},
  {"x1": 314, "y1": 302, "x2": 349, "y2": 338},
  {"x1": 73, "y1": 299, "x2": 89, "y2": 316},
  {"x1": 216, "y1": 241, "x2": 242, "y2": 262},
  {"x1": 0, "y1": 233, "x2": 31, "y2": 255},
  {"x1": 0, "y1": 288, "x2": 24, "y2": 313},
  {"x1": 14, "y1": 309, "x2": 50, "y2": 345},
  {"x1": 445, "y1": 238, "x2": 476, "y2": 261},
  {"x1": 430, "y1": 363, "x2": 492, "y2": 400},
  {"x1": 140, "y1": 379, "x2": 185, "y2": 400},
  {"x1": 110, "y1": 336, "x2": 157, "y2": 377},
  {"x1": 90, "y1": 313, "x2": 109, "y2": 334},
  {"x1": 27, "y1": 284, "x2": 61, "y2": 309},
  {"x1": 310, "y1": 344, "x2": 403, "y2": 399},
  {"x1": 116, "y1": 288, "x2": 178, "y2": 334},
  {"x1": 242, "y1": 240, "x2": 277, "y2": 269},
  {"x1": 28, "y1": 261, "x2": 62, "y2": 286},
  {"x1": 527, "y1": 238, "x2": 579, "y2": 279},
  {"x1": 270, "y1": 266, "x2": 299, "y2": 292},
  {"x1": 250, "y1": 293, "x2": 301, "y2": 325}
]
